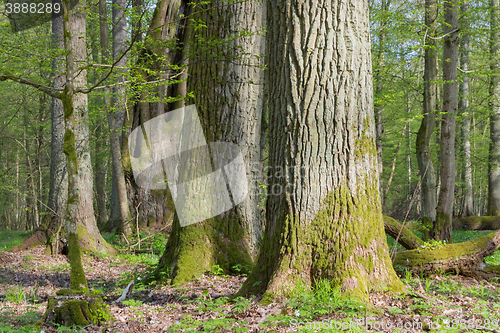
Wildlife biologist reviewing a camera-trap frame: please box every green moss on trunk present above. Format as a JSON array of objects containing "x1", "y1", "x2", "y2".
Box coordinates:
[
  {"x1": 384, "y1": 216, "x2": 424, "y2": 250},
  {"x1": 239, "y1": 181, "x2": 405, "y2": 302},
  {"x1": 155, "y1": 212, "x2": 254, "y2": 285},
  {"x1": 432, "y1": 211, "x2": 453, "y2": 243},
  {"x1": 41, "y1": 295, "x2": 112, "y2": 327},
  {"x1": 393, "y1": 232, "x2": 495, "y2": 275},
  {"x1": 68, "y1": 231, "x2": 88, "y2": 292}
]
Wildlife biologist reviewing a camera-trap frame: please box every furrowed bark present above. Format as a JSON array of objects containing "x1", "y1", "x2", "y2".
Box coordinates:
[
  {"x1": 155, "y1": 0, "x2": 265, "y2": 284},
  {"x1": 238, "y1": 0, "x2": 404, "y2": 301}
]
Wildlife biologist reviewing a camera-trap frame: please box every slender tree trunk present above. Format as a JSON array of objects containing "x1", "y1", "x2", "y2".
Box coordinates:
[
  {"x1": 238, "y1": 0, "x2": 404, "y2": 301},
  {"x1": 460, "y1": 2, "x2": 473, "y2": 217},
  {"x1": 416, "y1": 0, "x2": 438, "y2": 241},
  {"x1": 155, "y1": 0, "x2": 265, "y2": 284},
  {"x1": 108, "y1": 0, "x2": 133, "y2": 237},
  {"x1": 94, "y1": 125, "x2": 108, "y2": 228},
  {"x1": 433, "y1": 0, "x2": 459, "y2": 242},
  {"x1": 62, "y1": 0, "x2": 89, "y2": 293},
  {"x1": 488, "y1": 0, "x2": 500, "y2": 216},
  {"x1": 69, "y1": 0, "x2": 114, "y2": 253}
]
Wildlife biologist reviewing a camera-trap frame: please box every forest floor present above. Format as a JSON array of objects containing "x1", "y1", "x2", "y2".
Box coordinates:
[{"x1": 1, "y1": 231, "x2": 500, "y2": 332}]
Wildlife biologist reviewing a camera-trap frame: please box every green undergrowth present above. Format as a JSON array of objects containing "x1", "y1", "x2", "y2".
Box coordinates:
[
  {"x1": 259, "y1": 279, "x2": 367, "y2": 332},
  {"x1": 0, "y1": 305, "x2": 42, "y2": 332},
  {"x1": 103, "y1": 230, "x2": 168, "y2": 255},
  {"x1": 0, "y1": 230, "x2": 33, "y2": 250}
]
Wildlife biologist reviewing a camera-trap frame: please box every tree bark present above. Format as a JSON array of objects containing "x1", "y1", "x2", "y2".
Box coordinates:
[
  {"x1": 488, "y1": 0, "x2": 500, "y2": 216},
  {"x1": 120, "y1": 0, "x2": 180, "y2": 232},
  {"x1": 238, "y1": 0, "x2": 404, "y2": 301},
  {"x1": 155, "y1": 0, "x2": 265, "y2": 284},
  {"x1": 108, "y1": 0, "x2": 133, "y2": 237},
  {"x1": 374, "y1": 0, "x2": 390, "y2": 199},
  {"x1": 416, "y1": 0, "x2": 438, "y2": 241},
  {"x1": 70, "y1": 0, "x2": 114, "y2": 254},
  {"x1": 61, "y1": 0, "x2": 89, "y2": 293},
  {"x1": 433, "y1": 0, "x2": 459, "y2": 242},
  {"x1": 460, "y1": 2, "x2": 473, "y2": 217}
]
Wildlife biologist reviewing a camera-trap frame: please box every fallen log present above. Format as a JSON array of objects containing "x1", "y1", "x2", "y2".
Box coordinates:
[
  {"x1": 384, "y1": 216, "x2": 424, "y2": 250},
  {"x1": 393, "y1": 230, "x2": 500, "y2": 278},
  {"x1": 452, "y1": 216, "x2": 500, "y2": 230}
]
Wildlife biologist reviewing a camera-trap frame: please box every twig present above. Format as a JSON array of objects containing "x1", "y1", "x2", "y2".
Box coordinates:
[
  {"x1": 135, "y1": 203, "x2": 142, "y2": 250},
  {"x1": 427, "y1": 28, "x2": 459, "y2": 40},
  {"x1": 390, "y1": 163, "x2": 428, "y2": 260},
  {"x1": 129, "y1": 224, "x2": 171, "y2": 249}
]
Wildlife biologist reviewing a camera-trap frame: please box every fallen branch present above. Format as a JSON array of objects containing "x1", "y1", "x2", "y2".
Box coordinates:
[
  {"x1": 384, "y1": 216, "x2": 424, "y2": 250},
  {"x1": 393, "y1": 230, "x2": 500, "y2": 278},
  {"x1": 452, "y1": 216, "x2": 500, "y2": 230}
]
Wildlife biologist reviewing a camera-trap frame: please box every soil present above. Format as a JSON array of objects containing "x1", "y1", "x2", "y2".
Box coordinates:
[{"x1": 1, "y1": 246, "x2": 500, "y2": 332}]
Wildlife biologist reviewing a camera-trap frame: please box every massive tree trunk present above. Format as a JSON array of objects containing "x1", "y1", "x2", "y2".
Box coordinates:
[
  {"x1": 238, "y1": 0, "x2": 404, "y2": 301},
  {"x1": 460, "y1": 2, "x2": 473, "y2": 217},
  {"x1": 433, "y1": 0, "x2": 459, "y2": 242},
  {"x1": 488, "y1": 0, "x2": 500, "y2": 216},
  {"x1": 154, "y1": 0, "x2": 265, "y2": 285},
  {"x1": 416, "y1": 0, "x2": 438, "y2": 241}
]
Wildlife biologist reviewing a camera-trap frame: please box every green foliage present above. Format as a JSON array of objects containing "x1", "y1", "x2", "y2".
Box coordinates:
[
  {"x1": 420, "y1": 239, "x2": 446, "y2": 250},
  {"x1": 5, "y1": 284, "x2": 26, "y2": 303},
  {"x1": 210, "y1": 264, "x2": 224, "y2": 276},
  {"x1": 122, "y1": 299, "x2": 143, "y2": 307},
  {"x1": 283, "y1": 279, "x2": 365, "y2": 321},
  {"x1": 0, "y1": 306, "x2": 41, "y2": 332},
  {"x1": 0, "y1": 230, "x2": 32, "y2": 250}
]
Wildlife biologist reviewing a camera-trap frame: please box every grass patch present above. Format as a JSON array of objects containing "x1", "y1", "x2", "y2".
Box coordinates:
[{"x1": 0, "y1": 230, "x2": 32, "y2": 250}]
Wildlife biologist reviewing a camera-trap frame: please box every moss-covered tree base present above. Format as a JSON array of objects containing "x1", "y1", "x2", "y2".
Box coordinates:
[
  {"x1": 393, "y1": 232, "x2": 500, "y2": 277},
  {"x1": 155, "y1": 213, "x2": 254, "y2": 286},
  {"x1": 238, "y1": 184, "x2": 405, "y2": 303},
  {"x1": 40, "y1": 292, "x2": 112, "y2": 328}
]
